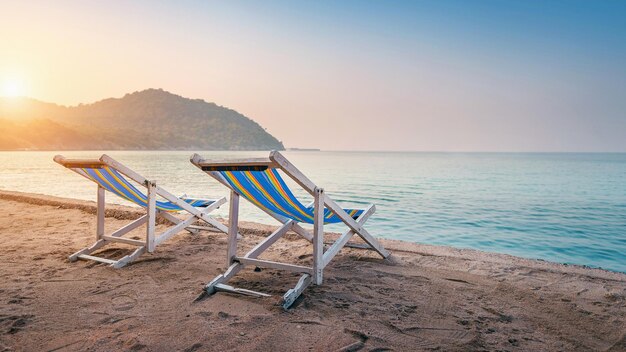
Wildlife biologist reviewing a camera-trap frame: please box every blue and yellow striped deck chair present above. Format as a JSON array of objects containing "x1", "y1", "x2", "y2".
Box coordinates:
[
  {"x1": 190, "y1": 151, "x2": 390, "y2": 309},
  {"x1": 54, "y1": 154, "x2": 228, "y2": 268}
]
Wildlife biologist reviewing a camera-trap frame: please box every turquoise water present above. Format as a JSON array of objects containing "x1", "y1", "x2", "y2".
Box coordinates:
[{"x1": 0, "y1": 151, "x2": 624, "y2": 273}]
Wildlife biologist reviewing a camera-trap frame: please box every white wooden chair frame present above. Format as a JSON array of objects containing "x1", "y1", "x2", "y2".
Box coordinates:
[
  {"x1": 54, "y1": 154, "x2": 229, "y2": 268},
  {"x1": 191, "y1": 151, "x2": 390, "y2": 309}
]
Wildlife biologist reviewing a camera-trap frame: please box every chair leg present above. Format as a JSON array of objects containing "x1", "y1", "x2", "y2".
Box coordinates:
[
  {"x1": 158, "y1": 210, "x2": 200, "y2": 235},
  {"x1": 96, "y1": 186, "x2": 105, "y2": 240},
  {"x1": 69, "y1": 185, "x2": 107, "y2": 262},
  {"x1": 227, "y1": 190, "x2": 239, "y2": 265},
  {"x1": 146, "y1": 181, "x2": 157, "y2": 253},
  {"x1": 312, "y1": 188, "x2": 324, "y2": 285},
  {"x1": 70, "y1": 183, "x2": 152, "y2": 267}
]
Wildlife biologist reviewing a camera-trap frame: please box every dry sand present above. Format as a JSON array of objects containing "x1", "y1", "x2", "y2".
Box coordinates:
[{"x1": 0, "y1": 190, "x2": 624, "y2": 351}]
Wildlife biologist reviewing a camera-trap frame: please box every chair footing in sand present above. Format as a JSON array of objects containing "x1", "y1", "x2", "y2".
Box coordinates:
[
  {"x1": 68, "y1": 194, "x2": 226, "y2": 269},
  {"x1": 204, "y1": 260, "x2": 313, "y2": 309},
  {"x1": 281, "y1": 273, "x2": 312, "y2": 309},
  {"x1": 68, "y1": 207, "x2": 223, "y2": 268},
  {"x1": 205, "y1": 269, "x2": 313, "y2": 309}
]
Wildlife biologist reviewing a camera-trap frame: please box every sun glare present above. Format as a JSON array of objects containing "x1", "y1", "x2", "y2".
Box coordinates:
[{"x1": 1, "y1": 78, "x2": 25, "y2": 97}]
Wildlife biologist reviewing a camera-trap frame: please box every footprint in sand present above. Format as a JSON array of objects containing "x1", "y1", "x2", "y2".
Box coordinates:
[
  {"x1": 1, "y1": 315, "x2": 33, "y2": 335},
  {"x1": 112, "y1": 295, "x2": 137, "y2": 311}
]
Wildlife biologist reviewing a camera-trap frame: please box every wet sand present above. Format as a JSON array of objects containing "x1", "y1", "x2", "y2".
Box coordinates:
[{"x1": 0, "y1": 190, "x2": 624, "y2": 351}]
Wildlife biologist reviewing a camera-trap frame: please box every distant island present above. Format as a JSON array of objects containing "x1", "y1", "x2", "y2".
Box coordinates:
[
  {"x1": 0, "y1": 89, "x2": 284, "y2": 151},
  {"x1": 286, "y1": 148, "x2": 321, "y2": 151}
]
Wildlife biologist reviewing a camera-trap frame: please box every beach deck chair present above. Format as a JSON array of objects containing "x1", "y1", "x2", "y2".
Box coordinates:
[
  {"x1": 54, "y1": 154, "x2": 229, "y2": 268},
  {"x1": 190, "y1": 151, "x2": 390, "y2": 309}
]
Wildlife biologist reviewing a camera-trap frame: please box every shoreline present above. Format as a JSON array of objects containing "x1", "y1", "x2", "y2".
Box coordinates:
[
  {"x1": 0, "y1": 189, "x2": 621, "y2": 279},
  {"x1": 1, "y1": 189, "x2": 624, "y2": 351}
]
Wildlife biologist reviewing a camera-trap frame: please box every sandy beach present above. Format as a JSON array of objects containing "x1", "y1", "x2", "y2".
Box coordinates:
[{"x1": 0, "y1": 190, "x2": 624, "y2": 351}]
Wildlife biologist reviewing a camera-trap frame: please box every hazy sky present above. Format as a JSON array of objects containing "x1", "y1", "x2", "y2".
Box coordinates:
[{"x1": 1, "y1": 0, "x2": 625, "y2": 151}]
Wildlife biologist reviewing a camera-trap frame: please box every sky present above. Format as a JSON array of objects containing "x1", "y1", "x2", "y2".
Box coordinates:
[{"x1": 1, "y1": 0, "x2": 625, "y2": 152}]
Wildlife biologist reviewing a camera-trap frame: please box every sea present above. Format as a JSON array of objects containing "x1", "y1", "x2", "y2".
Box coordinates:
[{"x1": 1, "y1": 151, "x2": 624, "y2": 273}]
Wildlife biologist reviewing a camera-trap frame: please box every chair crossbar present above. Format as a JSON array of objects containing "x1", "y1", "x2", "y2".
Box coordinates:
[
  {"x1": 236, "y1": 257, "x2": 313, "y2": 274},
  {"x1": 322, "y1": 204, "x2": 376, "y2": 267},
  {"x1": 195, "y1": 158, "x2": 276, "y2": 172},
  {"x1": 110, "y1": 215, "x2": 149, "y2": 237},
  {"x1": 322, "y1": 194, "x2": 390, "y2": 258},
  {"x1": 214, "y1": 284, "x2": 271, "y2": 298},
  {"x1": 77, "y1": 254, "x2": 117, "y2": 265},
  {"x1": 202, "y1": 165, "x2": 269, "y2": 172},
  {"x1": 244, "y1": 220, "x2": 294, "y2": 259},
  {"x1": 186, "y1": 225, "x2": 218, "y2": 231},
  {"x1": 101, "y1": 235, "x2": 145, "y2": 246}
]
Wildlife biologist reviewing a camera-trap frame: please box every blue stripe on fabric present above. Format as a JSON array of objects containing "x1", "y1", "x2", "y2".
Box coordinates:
[
  {"x1": 264, "y1": 169, "x2": 315, "y2": 221},
  {"x1": 84, "y1": 168, "x2": 145, "y2": 206},
  {"x1": 245, "y1": 170, "x2": 311, "y2": 222},
  {"x1": 219, "y1": 169, "x2": 364, "y2": 224},
  {"x1": 225, "y1": 170, "x2": 302, "y2": 221},
  {"x1": 82, "y1": 167, "x2": 212, "y2": 211},
  {"x1": 98, "y1": 168, "x2": 148, "y2": 206}
]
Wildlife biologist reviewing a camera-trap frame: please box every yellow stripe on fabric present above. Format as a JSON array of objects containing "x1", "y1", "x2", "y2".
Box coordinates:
[
  {"x1": 82, "y1": 168, "x2": 182, "y2": 211},
  {"x1": 244, "y1": 171, "x2": 308, "y2": 221},
  {"x1": 103, "y1": 168, "x2": 176, "y2": 211},
  {"x1": 103, "y1": 167, "x2": 147, "y2": 203},
  {"x1": 88, "y1": 168, "x2": 135, "y2": 204},
  {"x1": 98, "y1": 168, "x2": 155, "y2": 206},
  {"x1": 243, "y1": 171, "x2": 292, "y2": 216},
  {"x1": 80, "y1": 169, "x2": 112, "y2": 194},
  {"x1": 265, "y1": 170, "x2": 314, "y2": 221},
  {"x1": 222, "y1": 172, "x2": 274, "y2": 215}
]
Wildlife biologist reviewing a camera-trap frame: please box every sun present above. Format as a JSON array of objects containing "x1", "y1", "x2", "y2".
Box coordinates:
[{"x1": 1, "y1": 78, "x2": 25, "y2": 97}]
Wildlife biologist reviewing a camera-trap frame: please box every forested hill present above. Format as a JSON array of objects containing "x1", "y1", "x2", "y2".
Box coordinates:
[{"x1": 0, "y1": 89, "x2": 284, "y2": 151}]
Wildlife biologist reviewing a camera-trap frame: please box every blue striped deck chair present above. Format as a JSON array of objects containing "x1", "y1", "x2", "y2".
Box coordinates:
[
  {"x1": 190, "y1": 151, "x2": 390, "y2": 309},
  {"x1": 53, "y1": 154, "x2": 228, "y2": 268}
]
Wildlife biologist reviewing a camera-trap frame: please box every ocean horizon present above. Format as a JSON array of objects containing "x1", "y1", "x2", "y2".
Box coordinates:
[{"x1": 1, "y1": 150, "x2": 624, "y2": 273}]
